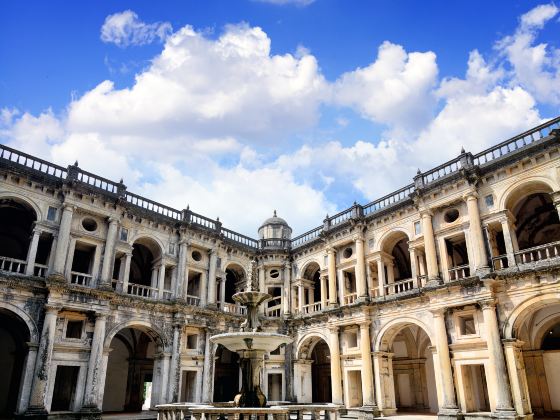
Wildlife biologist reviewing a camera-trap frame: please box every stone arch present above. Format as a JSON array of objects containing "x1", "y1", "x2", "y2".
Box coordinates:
[
  {"x1": 0, "y1": 192, "x2": 42, "y2": 222},
  {"x1": 104, "y1": 320, "x2": 168, "y2": 351},
  {"x1": 299, "y1": 259, "x2": 322, "y2": 278},
  {"x1": 0, "y1": 301, "x2": 38, "y2": 342},
  {"x1": 224, "y1": 262, "x2": 247, "y2": 279},
  {"x1": 376, "y1": 228, "x2": 412, "y2": 253},
  {"x1": 498, "y1": 177, "x2": 558, "y2": 212},
  {"x1": 502, "y1": 292, "x2": 560, "y2": 340},
  {"x1": 129, "y1": 235, "x2": 164, "y2": 258},
  {"x1": 296, "y1": 332, "x2": 330, "y2": 359},
  {"x1": 375, "y1": 316, "x2": 435, "y2": 352}
]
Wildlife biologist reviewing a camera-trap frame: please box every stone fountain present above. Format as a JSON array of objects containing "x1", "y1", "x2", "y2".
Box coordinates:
[{"x1": 210, "y1": 261, "x2": 292, "y2": 407}]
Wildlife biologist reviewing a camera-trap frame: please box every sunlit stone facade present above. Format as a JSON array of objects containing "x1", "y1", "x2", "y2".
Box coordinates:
[{"x1": 2, "y1": 117, "x2": 560, "y2": 420}]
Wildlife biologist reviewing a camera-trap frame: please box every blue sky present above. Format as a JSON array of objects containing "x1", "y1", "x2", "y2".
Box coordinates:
[{"x1": 1, "y1": 1, "x2": 559, "y2": 235}]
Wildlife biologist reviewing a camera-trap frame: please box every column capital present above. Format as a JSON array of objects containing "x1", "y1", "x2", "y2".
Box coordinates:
[
  {"x1": 326, "y1": 246, "x2": 336, "y2": 255},
  {"x1": 62, "y1": 203, "x2": 76, "y2": 212},
  {"x1": 207, "y1": 248, "x2": 217, "y2": 256},
  {"x1": 419, "y1": 208, "x2": 434, "y2": 218},
  {"x1": 479, "y1": 299, "x2": 496, "y2": 310},
  {"x1": 462, "y1": 190, "x2": 479, "y2": 202},
  {"x1": 431, "y1": 307, "x2": 447, "y2": 317},
  {"x1": 328, "y1": 325, "x2": 340, "y2": 334},
  {"x1": 502, "y1": 338, "x2": 524, "y2": 348},
  {"x1": 358, "y1": 321, "x2": 371, "y2": 329},
  {"x1": 44, "y1": 304, "x2": 61, "y2": 314},
  {"x1": 353, "y1": 234, "x2": 365, "y2": 243},
  {"x1": 93, "y1": 312, "x2": 108, "y2": 320},
  {"x1": 107, "y1": 216, "x2": 120, "y2": 225}
]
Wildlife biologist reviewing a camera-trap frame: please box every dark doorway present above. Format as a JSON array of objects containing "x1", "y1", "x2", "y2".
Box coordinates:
[
  {"x1": 311, "y1": 340, "x2": 331, "y2": 403},
  {"x1": 213, "y1": 345, "x2": 240, "y2": 402},
  {"x1": 51, "y1": 366, "x2": 80, "y2": 411}
]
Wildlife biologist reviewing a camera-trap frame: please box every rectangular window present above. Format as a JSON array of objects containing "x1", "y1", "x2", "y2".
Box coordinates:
[
  {"x1": 120, "y1": 227, "x2": 128, "y2": 241},
  {"x1": 169, "y1": 243, "x2": 176, "y2": 255},
  {"x1": 414, "y1": 221, "x2": 421, "y2": 235},
  {"x1": 346, "y1": 331, "x2": 358, "y2": 348},
  {"x1": 186, "y1": 334, "x2": 198, "y2": 350},
  {"x1": 485, "y1": 195, "x2": 494, "y2": 208},
  {"x1": 66, "y1": 320, "x2": 83, "y2": 339},
  {"x1": 458, "y1": 315, "x2": 476, "y2": 336},
  {"x1": 47, "y1": 206, "x2": 57, "y2": 221}
]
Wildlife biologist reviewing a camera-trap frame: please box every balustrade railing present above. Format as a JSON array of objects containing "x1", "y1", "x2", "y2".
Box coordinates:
[
  {"x1": 343, "y1": 292, "x2": 357, "y2": 305},
  {"x1": 222, "y1": 227, "x2": 259, "y2": 248},
  {"x1": 0, "y1": 144, "x2": 67, "y2": 179},
  {"x1": 300, "y1": 301, "x2": 322, "y2": 315},
  {"x1": 0, "y1": 256, "x2": 26, "y2": 274},
  {"x1": 125, "y1": 192, "x2": 181, "y2": 220},
  {"x1": 448, "y1": 264, "x2": 470, "y2": 281},
  {"x1": 491, "y1": 255, "x2": 510, "y2": 270},
  {"x1": 515, "y1": 241, "x2": 560, "y2": 265},
  {"x1": 329, "y1": 208, "x2": 354, "y2": 227},
  {"x1": 186, "y1": 294, "x2": 201, "y2": 306},
  {"x1": 363, "y1": 183, "x2": 415, "y2": 216},
  {"x1": 422, "y1": 157, "x2": 462, "y2": 184},
  {"x1": 74, "y1": 168, "x2": 121, "y2": 195},
  {"x1": 220, "y1": 302, "x2": 246, "y2": 315},
  {"x1": 190, "y1": 212, "x2": 217, "y2": 230},
  {"x1": 385, "y1": 278, "x2": 415, "y2": 295},
  {"x1": 34, "y1": 263, "x2": 48, "y2": 278},
  {"x1": 157, "y1": 404, "x2": 340, "y2": 420},
  {"x1": 70, "y1": 271, "x2": 93, "y2": 287},
  {"x1": 127, "y1": 283, "x2": 158, "y2": 298},
  {"x1": 260, "y1": 238, "x2": 291, "y2": 249},
  {"x1": 291, "y1": 226, "x2": 322, "y2": 248},
  {"x1": 473, "y1": 116, "x2": 560, "y2": 166},
  {"x1": 266, "y1": 306, "x2": 281, "y2": 317},
  {"x1": 161, "y1": 290, "x2": 173, "y2": 301}
]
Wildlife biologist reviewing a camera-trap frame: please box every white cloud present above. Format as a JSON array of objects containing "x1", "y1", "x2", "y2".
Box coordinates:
[
  {"x1": 496, "y1": 3, "x2": 560, "y2": 105},
  {"x1": 334, "y1": 41, "x2": 438, "y2": 130},
  {"x1": 100, "y1": 10, "x2": 172, "y2": 47}
]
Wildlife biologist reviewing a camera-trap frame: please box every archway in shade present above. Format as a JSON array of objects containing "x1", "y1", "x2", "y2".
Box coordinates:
[
  {"x1": 103, "y1": 327, "x2": 160, "y2": 412},
  {"x1": 311, "y1": 340, "x2": 332, "y2": 403},
  {"x1": 129, "y1": 238, "x2": 162, "y2": 288},
  {"x1": 0, "y1": 309, "x2": 30, "y2": 417},
  {"x1": 0, "y1": 198, "x2": 37, "y2": 270},
  {"x1": 213, "y1": 345, "x2": 240, "y2": 402},
  {"x1": 511, "y1": 192, "x2": 560, "y2": 250},
  {"x1": 224, "y1": 264, "x2": 245, "y2": 304}
]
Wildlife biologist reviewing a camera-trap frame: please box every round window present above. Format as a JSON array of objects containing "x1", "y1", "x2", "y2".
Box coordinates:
[
  {"x1": 191, "y1": 250, "x2": 202, "y2": 261},
  {"x1": 444, "y1": 209, "x2": 460, "y2": 223},
  {"x1": 81, "y1": 218, "x2": 97, "y2": 232},
  {"x1": 270, "y1": 269, "x2": 280, "y2": 278},
  {"x1": 343, "y1": 247, "x2": 353, "y2": 258}
]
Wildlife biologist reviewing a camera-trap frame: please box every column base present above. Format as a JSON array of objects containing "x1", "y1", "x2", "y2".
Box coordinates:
[
  {"x1": 21, "y1": 406, "x2": 49, "y2": 420},
  {"x1": 356, "y1": 296, "x2": 370, "y2": 303},
  {"x1": 425, "y1": 276, "x2": 443, "y2": 287},
  {"x1": 47, "y1": 273, "x2": 66, "y2": 284},
  {"x1": 79, "y1": 406, "x2": 103, "y2": 420},
  {"x1": 437, "y1": 407, "x2": 463, "y2": 420},
  {"x1": 491, "y1": 408, "x2": 522, "y2": 419},
  {"x1": 475, "y1": 266, "x2": 492, "y2": 277},
  {"x1": 357, "y1": 405, "x2": 380, "y2": 419},
  {"x1": 97, "y1": 282, "x2": 113, "y2": 292}
]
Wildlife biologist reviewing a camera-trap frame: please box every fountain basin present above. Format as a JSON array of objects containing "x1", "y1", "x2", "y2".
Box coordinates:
[{"x1": 210, "y1": 332, "x2": 292, "y2": 353}]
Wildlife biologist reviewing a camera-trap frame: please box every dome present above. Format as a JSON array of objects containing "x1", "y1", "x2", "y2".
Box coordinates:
[{"x1": 258, "y1": 210, "x2": 292, "y2": 240}]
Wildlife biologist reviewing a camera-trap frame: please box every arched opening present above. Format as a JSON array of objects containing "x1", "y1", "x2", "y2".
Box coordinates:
[
  {"x1": 128, "y1": 238, "x2": 162, "y2": 296},
  {"x1": 378, "y1": 232, "x2": 414, "y2": 295},
  {"x1": 512, "y1": 300, "x2": 560, "y2": 416},
  {"x1": 0, "y1": 198, "x2": 38, "y2": 274},
  {"x1": 102, "y1": 327, "x2": 161, "y2": 413},
  {"x1": 378, "y1": 323, "x2": 438, "y2": 415},
  {"x1": 213, "y1": 345, "x2": 240, "y2": 402},
  {"x1": 512, "y1": 192, "x2": 560, "y2": 250},
  {"x1": 0, "y1": 309, "x2": 30, "y2": 417},
  {"x1": 221, "y1": 264, "x2": 245, "y2": 311},
  {"x1": 312, "y1": 341, "x2": 331, "y2": 403},
  {"x1": 303, "y1": 262, "x2": 321, "y2": 304},
  {"x1": 296, "y1": 336, "x2": 331, "y2": 403}
]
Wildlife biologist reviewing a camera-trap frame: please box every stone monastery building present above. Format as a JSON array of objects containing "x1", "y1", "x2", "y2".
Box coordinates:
[{"x1": 2, "y1": 117, "x2": 560, "y2": 420}]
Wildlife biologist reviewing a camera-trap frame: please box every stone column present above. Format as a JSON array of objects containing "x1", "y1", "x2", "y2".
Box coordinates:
[
  {"x1": 202, "y1": 329, "x2": 215, "y2": 403},
  {"x1": 120, "y1": 251, "x2": 132, "y2": 293},
  {"x1": 16, "y1": 343, "x2": 38, "y2": 413},
  {"x1": 27, "y1": 305, "x2": 59, "y2": 414},
  {"x1": 158, "y1": 263, "x2": 166, "y2": 299},
  {"x1": 159, "y1": 353, "x2": 171, "y2": 405},
  {"x1": 373, "y1": 352, "x2": 396, "y2": 414},
  {"x1": 258, "y1": 264, "x2": 266, "y2": 314},
  {"x1": 421, "y1": 210, "x2": 440, "y2": 282},
  {"x1": 409, "y1": 247, "x2": 418, "y2": 288},
  {"x1": 298, "y1": 284, "x2": 304, "y2": 312},
  {"x1": 355, "y1": 236, "x2": 367, "y2": 298},
  {"x1": 168, "y1": 323, "x2": 182, "y2": 402},
  {"x1": 176, "y1": 239, "x2": 188, "y2": 299},
  {"x1": 327, "y1": 248, "x2": 337, "y2": 306},
  {"x1": 220, "y1": 278, "x2": 226, "y2": 308},
  {"x1": 329, "y1": 326, "x2": 343, "y2": 404},
  {"x1": 200, "y1": 270, "x2": 208, "y2": 306},
  {"x1": 432, "y1": 309, "x2": 458, "y2": 414},
  {"x1": 25, "y1": 227, "x2": 41, "y2": 276},
  {"x1": 464, "y1": 192, "x2": 489, "y2": 272},
  {"x1": 503, "y1": 339, "x2": 532, "y2": 417},
  {"x1": 51, "y1": 204, "x2": 74, "y2": 279},
  {"x1": 377, "y1": 257, "x2": 386, "y2": 297},
  {"x1": 359, "y1": 323, "x2": 376, "y2": 407},
  {"x1": 320, "y1": 275, "x2": 328, "y2": 308},
  {"x1": 100, "y1": 217, "x2": 119, "y2": 286},
  {"x1": 500, "y1": 217, "x2": 518, "y2": 267},
  {"x1": 207, "y1": 249, "x2": 217, "y2": 306},
  {"x1": 82, "y1": 313, "x2": 107, "y2": 411},
  {"x1": 480, "y1": 300, "x2": 516, "y2": 414},
  {"x1": 283, "y1": 262, "x2": 291, "y2": 315}
]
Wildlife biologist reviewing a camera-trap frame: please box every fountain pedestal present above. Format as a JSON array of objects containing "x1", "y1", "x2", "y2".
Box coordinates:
[{"x1": 210, "y1": 286, "x2": 292, "y2": 408}]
